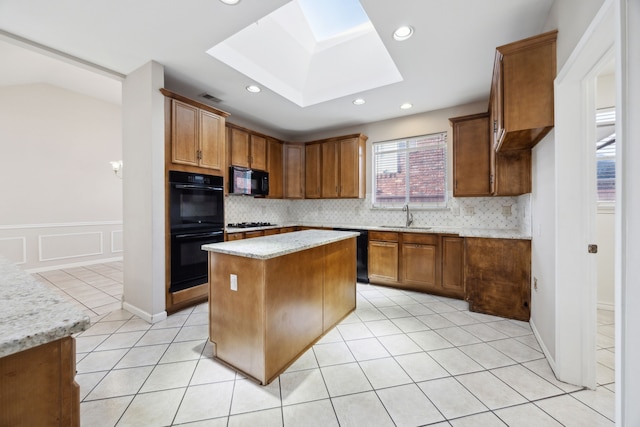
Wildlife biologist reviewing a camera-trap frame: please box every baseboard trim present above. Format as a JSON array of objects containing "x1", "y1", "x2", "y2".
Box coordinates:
[
  {"x1": 25, "y1": 256, "x2": 123, "y2": 273},
  {"x1": 122, "y1": 302, "x2": 167, "y2": 324},
  {"x1": 530, "y1": 318, "x2": 556, "y2": 373}
]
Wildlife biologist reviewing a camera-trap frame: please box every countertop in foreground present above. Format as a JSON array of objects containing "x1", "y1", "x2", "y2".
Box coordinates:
[
  {"x1": 0, "y1": 258, "x2": 90, "y2": 358},
  {"x1": 203, "y1": 229, "x2": 359, "y2": 259}
]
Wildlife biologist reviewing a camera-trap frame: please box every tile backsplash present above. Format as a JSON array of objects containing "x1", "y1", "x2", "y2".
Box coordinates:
[{"x1": 226, "y1": 192, "x2": 531, "y2": 233}]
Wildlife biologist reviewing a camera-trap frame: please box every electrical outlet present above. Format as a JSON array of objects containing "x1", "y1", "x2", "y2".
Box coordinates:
[
  {"x1": 502, "y1": 205, "x2": 512, "y2": 216},
  {"x1": 534, "y1": 277, "x2": 538, "y2": 291},
  {"x1": 230, "y1": 274, "x2": 238, "y2": 291},
  {"x1": 462, "y1": 206, "x2": 475, "y2": 216}
]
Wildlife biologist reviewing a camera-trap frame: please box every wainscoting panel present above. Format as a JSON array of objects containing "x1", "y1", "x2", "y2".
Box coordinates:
[
  {"x1": 39, "y1": 231, "x2": 104, "y2": 262},
  {"x1": 0, "y1": 221, "x2": 122, "y2": 271},
  {"x1": 0, "y1": 237, "x2": 26, "y2": 264},
  {"x1": 111, "y1": 230, "x2": 123, "y2": 253}
]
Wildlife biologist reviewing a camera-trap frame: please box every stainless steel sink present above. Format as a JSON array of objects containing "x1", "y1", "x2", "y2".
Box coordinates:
[{"x1": 381, "y1": 225, "x2": 432, "y2": 230}]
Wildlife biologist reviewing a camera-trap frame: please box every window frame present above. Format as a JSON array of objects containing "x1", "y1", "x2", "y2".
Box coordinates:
[{"x1": 371, "y1": 132, "x2": 448, "y2": 210}]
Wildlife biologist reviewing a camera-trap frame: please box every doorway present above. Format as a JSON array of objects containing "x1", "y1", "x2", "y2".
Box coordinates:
[
  {"x1": 553, "y1": 1, "x2": 614, "y2": 389},
  {"x1": 594, "y1": 69, "x2": 616, "y2": 391}
]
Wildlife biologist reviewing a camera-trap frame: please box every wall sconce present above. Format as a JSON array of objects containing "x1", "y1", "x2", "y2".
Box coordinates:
[{"x1": 110, "y1": 160, "x2": 123, "y2": 179}]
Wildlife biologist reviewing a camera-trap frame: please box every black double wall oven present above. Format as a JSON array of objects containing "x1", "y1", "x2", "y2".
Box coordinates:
[{"x1": 169, "y1": 171, "x2": 224, "y2": 293}]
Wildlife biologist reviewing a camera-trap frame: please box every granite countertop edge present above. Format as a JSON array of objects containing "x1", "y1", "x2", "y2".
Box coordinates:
[
  {"x1": 203, "y1": 229, "x2": 360, "y2": 259},
  {"x1": 226, "y1": 223, "x2": 531, "y2": 240},
  {"x1": 0, "y1": 258, "x2": 91, "y2": 358}
]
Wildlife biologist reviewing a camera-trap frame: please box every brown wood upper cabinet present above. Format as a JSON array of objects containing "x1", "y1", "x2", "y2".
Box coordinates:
[
  {"x1": 305, "y1": 142, "x2": 322, "y2": 198},
  {"x1": 267, "y1": 138, "x2": 284, "y2": 199},
  {"x1": 284, "y1": 143, "x2": 305, "y2": 199},
  {"x1": 304, "y1": 134, "x2": 367, "y2": 199},
  {"x1": 490, "y1": 30, "x2": 557, "y2": 152},
  {"x1": 228, "y1": 125, "x2": 268, "y2": 171},
  {"x1": 450, "y1": 112, "x2": 492, "y2": 197},
  {"x1": 161, "y1": 89, "x2": 229, "y2": 174},
  {"x1": 450, "y1": 112, "x2": 531, "y2": 196}
]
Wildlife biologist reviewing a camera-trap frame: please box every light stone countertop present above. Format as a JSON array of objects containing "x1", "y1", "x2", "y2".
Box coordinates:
[
  {"x1": 226, "y1": 223, "x2": 531, "y2": 240},
  {"x1": 0, "y1": 258, "x2": 90, "y2": 358},
  {"x1": 203, "y1": 229, "x2": 360, "y2": 259}
]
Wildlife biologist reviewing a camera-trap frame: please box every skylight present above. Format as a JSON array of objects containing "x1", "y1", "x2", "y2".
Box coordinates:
[
  {"x1": 298, "y1": 0, "x2": 370, "y2": 41},
  {"x1": 206, "y1": 0, "x2": 403, "y2": 107}
]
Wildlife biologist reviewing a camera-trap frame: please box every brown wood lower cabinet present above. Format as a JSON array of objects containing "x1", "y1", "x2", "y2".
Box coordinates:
[
  {"x1": 368, "y1": 231, "x2": 399, "y2": 283},
  {"x1": 402, "y1": 233, "x2": 438, "y2": 291},
  {"x1": 465, "y1": 237, "x2": 531, "y2": 321},
  {"x1": 368, "y1": 232, "x2": 464, "y2": 299},
  {"x1": 1, "y1": 337, "x2": 79, "y2": 426},
  {"x1": 441, "y1": 236, "x2": 465, "y2": 299}
]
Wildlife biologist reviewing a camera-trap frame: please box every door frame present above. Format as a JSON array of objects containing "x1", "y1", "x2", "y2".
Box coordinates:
[{"x1": 553, "y1": 0, "x2": 614, "y2": 389}]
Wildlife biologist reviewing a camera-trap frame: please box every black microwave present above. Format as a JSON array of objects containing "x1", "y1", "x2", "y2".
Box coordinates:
[{"x1": 229, "y1": 166, "x2": 269, "y2": 196}]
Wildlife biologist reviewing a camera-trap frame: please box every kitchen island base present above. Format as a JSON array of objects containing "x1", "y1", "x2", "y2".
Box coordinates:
[
  {"x1": 206, "y1": 231, "x2": 357, "y2": 385},
  {"x1": 1, "y1": 336, "x2": 79, "y2": 426}
]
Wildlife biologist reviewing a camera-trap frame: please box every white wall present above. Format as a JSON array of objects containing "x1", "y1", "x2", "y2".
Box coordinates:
[
  {"x1": 121, "y1": 61, "x2": 167, "y2": 324},
  {"x1": 617, "y1": 0, "x2": 640, "y2": 422},
  {"x1": 0, "y1": 83, "x2": 123, "y2": 270}
]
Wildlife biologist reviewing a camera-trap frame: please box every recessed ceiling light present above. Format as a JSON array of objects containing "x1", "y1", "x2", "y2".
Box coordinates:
[
  {"x1": 246, "y1": 85, "x2": 261, "y2": 93},
  {"x1": 393, "y1": 25, "x2": 414, "y2": 41},
  {"x1": 353, "y1": 98, "x2": 365, "y2": 105},
  {"x1": 400, "y1": 103, "x2": 413, "y2": 110},
  {"x1": 219, "y1": 0, "x2": 240, "y2": 5}
]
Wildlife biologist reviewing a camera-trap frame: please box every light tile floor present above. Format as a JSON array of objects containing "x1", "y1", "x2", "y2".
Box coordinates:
[{"x1": 34, "y1": 261, "x2": 616, "y2": 426}]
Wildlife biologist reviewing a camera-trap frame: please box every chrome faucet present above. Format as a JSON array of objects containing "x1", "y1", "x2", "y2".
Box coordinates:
[{"x1": 402, "y1": 204, "x2": 414, "y2": 227}]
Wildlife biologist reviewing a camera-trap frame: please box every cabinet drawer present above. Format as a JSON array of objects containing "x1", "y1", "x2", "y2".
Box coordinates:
[
  {"x1": 279, "y1": 227, "x2": 297, "y2": 233},
  {"x1": 226, "y1": 233, "x2": 244, "y2": 241},
  {"x1": 244, "y1": 230, "x2": 265, "y2": 239},
  {"x1": 402, "y1": 233, "x2": 438, "y2": 245},
  {"x1": 369, "y1": 231, "x2": 399, "y2": 242}
]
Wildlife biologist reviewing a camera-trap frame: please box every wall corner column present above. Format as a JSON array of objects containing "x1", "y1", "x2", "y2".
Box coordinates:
[{"x1": 121, "y1": 61, "x2": 167, "y2": 323}]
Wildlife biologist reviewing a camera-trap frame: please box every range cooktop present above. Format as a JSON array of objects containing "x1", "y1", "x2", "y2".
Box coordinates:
[{"x1": 227, "y1": 222, "x2": 277, "y2": 228}]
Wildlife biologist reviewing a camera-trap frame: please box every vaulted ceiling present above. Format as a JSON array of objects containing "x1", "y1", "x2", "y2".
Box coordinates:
[{"x1": 0, "y1": 0, "x2": 554, "y2": 139}]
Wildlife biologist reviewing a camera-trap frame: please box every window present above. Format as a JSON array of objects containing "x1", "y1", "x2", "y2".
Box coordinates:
[
  {"x1": 372, "y1": 132, "x2": 447, "y2": 208},
  {"x1": 596, "y1": 107, "x2": 615, "y2": 204}
]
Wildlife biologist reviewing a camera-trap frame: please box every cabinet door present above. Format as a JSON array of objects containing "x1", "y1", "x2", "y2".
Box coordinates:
[
  {"x1": 230, "y1": 128, "x2": 250, "y2": 168},
  {"x1": 490, "y1": 53, "x2": 504, "y2": 151},
  {"x1": 250, "y1": 134, "x2": 268, "y2": 171},
  {"x1": 402, "y1": 243, "x2": 437, "y2": 290},
  {"x1": 305, "y1": 143, "x2": 322, "y2": 198},
  {"x1": 171, "y1": 100, "x2": 199, "y2": 166},
  {"x1": 199, "y1": 109, "x2": 225, "y2": 172},
  {"x1": 244, "y1": 230, "x2": 265, "y2": 239},
  {"x1": 321, "y1": 141, "x2": 339, "y2": 198},
  {"x1": 441, "y1": 236, "x2": 464, "y2": 298},
  {"x1": 465, "y1": 238, "x2": 531, "y2": 321},
  {"x1": 493, "y1": 150, "x2": 531, "y2": 196},
  {"x1": 267, "y1": 139, "x2": 283, "y2": 199},
  {"x1": 450, "y1": 113, "x2": 491, "y2": 197},
  {"x1": 284, "y1": 144, "x2": 304, "y2": 199},
  {"x1": 368, "y1": 240, "x2": 399, "y2": 282},
  {"x1": 338, "y1": 137, "x2": 362, "y2": 198}
]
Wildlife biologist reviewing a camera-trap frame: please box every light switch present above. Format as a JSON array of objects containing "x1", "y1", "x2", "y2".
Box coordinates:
[{"x1": 230, "y1": 274, "x2": 238, "y2": 291}]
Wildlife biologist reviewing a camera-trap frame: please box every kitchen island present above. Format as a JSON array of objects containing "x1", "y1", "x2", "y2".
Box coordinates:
[
  {"x1": 202, "y1": 229, "x2": 358, "y2": 384},
  {"x1": 0, "y1": 258, "x2": 90, "y2": 426}
]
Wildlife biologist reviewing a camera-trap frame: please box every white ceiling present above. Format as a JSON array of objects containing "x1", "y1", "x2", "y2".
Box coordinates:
[{"x1": 0, "y1": 0, "x2": 554, "y2": 140}]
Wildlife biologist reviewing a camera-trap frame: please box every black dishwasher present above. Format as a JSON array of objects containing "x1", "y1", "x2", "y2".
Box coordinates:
[{"x1": 334, "y1": 228, "x2": 369, "y2": 283}]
